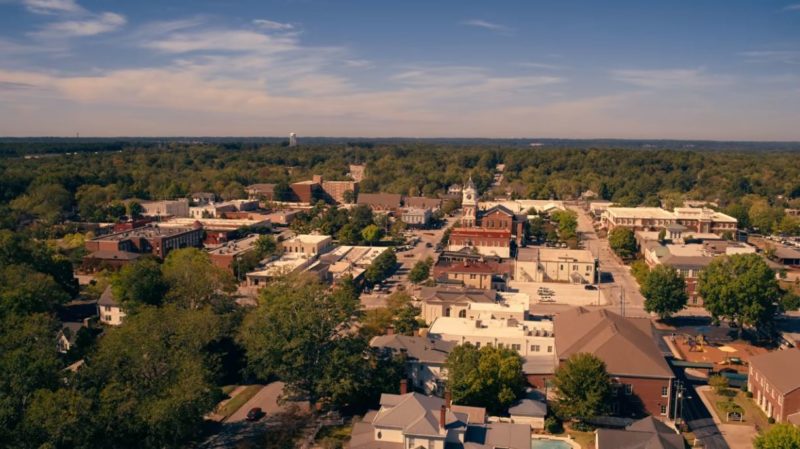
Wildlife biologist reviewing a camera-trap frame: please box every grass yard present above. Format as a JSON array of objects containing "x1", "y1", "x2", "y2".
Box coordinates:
[
  {"x1": 704, "y1": 388, "x2": 772, "y2": 430},
  {"x1": 566, "y1": 428, "x2": 595, "y2": 449},
  {"x1": 315, "y1": 422, "x2": 353, "y2": 449},
  {"x1": 216, "y1": 384, "x2": 263, "y2": 420}
]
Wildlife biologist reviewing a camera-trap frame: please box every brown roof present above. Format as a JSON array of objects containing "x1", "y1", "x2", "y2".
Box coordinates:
[
  {"x1": 749, "y1": 348, "x2": 800, "y2": 395},
  {"x1": 405, "y1": 196, "x2": 442, "y2": 209},
  {"x1": 434, "y1": 260, "x2": 497, "y2": 275},
  {"x1": 357, "y1": 193, "x2": 403, "y2": 209},
  {"x1": 554, "y1": 308, "x2": 673, "y2": 379},
  {"x1": 246, "y1": 183, "x2": 276, "y2": 193},
  {"x1": 596, "y1": 416, "x2": 683, "y2": 449}
]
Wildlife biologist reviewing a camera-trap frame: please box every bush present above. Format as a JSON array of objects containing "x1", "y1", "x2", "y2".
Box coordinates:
[
  {"x1": 746, "y1": 391, "x2": 753, "y2": 398},
  {"x1": 768, "y1": 417, "x2": 775, "y2": 424},
  {"x1": 709, "y1": 374, "x2": 729, "y2": 395},
  {"x1": 545, "y1": 416, "x2": 563, "y2": 434}
]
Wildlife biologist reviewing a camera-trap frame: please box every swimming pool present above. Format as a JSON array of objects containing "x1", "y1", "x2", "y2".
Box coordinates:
[{"x1": 530, "y1": 438, "x2": 573, "y2": 449}]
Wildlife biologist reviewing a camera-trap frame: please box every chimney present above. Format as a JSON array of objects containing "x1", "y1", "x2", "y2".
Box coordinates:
[
  {"x1": 400, "y1": 379, "x2": 408, "y2": 395},
  {"x1": 440, "y1": 404, "x2": 447, "y2": 430},
  {"x1": 444, "y1": 390, "x2": 451, "y2": 408},
  {"x1": 386, "y1": 325, "x2": 395, "y2": 336}
]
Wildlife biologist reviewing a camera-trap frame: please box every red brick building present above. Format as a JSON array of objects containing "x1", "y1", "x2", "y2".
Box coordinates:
[
  {"x1": 554, "y1": 308, "x2": 674, "y2": 419},
  {"x1": 83, "y1": 224, "x2": 203, "y2": 271},
  {"x1": 748, "y1": 349, "x2": 800, "y2": 424}
]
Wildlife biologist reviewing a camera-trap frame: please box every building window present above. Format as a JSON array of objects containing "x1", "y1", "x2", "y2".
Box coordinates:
[
  {"x1": 444, "y1": 308, "x2": 451, "y2": 317},
  {"x1": 475, "y1": 342, "x2": 481, "y2": 348},
  {"x1": 547, "y1": 345, "x2": 553, "y2": 353},
  {"x1": 459, "y1": 310, "x2": 467, "y2": 318},
  {"x1": 104, "y1": 315, "x2": 112, "y2": 321},
  {"x1": 531, "y1": 345, "x2": 540, "y2": 352},
  {"x1": 470, "y1": 274, "x2": 477, "y2": 280},
  {"x1": 511, "y1": 344, "x2": 521, "y2": 351},
  {"x1": 662, "y1": 386, "x2": 668, "y2": 397},
  {"x1": 624, "y1": 384, "x2": 633, "y2": 395},
  {"x1": 104, "y1": 305, "x2": 111, "y2": 312},
  {"x1": 660, "y1": 405, "x2": 667, "y2": 415}
]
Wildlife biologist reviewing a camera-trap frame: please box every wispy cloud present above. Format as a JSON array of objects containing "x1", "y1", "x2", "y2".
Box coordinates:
[
  {"x1": 461, "y1": 19, "x2": 512, "y2": 34},
  {"x1": 516, "y1": 62, "x2": 564, "y2": 70},
  {"x1": 610, "y1": 68, "x2": 732, "y2": 89},
  {"x1": 783, "y1": 3, "x2": 800, "y2": 10},
  {"x1": 252, "y1": 19, "x2": 295, "y2": 31},
  {"x1": 343, "y1": 59, "x2": 372, "y2": 68},
  {"x1": 23, "y1": 0, "x2": 83, "y2": 15},
  {"x1": 142, "y1": 29, "x2": 299, "y2": 54},
  {"x1": 740, "y1": 50, "x2": 800, "y2": 65},
  {"x1": 33, "y1": 12, "x2": 126, "y2": 37}
]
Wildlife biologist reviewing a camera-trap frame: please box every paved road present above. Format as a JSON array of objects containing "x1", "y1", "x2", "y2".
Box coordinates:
[{"x1": 569, "y1": 205, "x2": 647, "y2": 317}]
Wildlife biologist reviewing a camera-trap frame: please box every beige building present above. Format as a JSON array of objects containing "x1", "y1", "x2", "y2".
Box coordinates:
[
  {"x1": 428, "y1": 317, "x2": 555, "y2": 358},
  {"x1": 98, "y1": 286, "x2": 125, "y2": 326},
  {"x1": 282, "y1": 234, "x2": 333, "y2": 257},
  {"x1": 602, "y1": 206, "x2": 737, "y2": 235},
  {"x1": 418, "y1": 287, "x2": 529, "y2": 324},
  {"x1": 140, "y1": 199, "x2": 190, "y2": 217},
  {"x1": 515, "y1": 247, "x2": 596, "y2": 284}
]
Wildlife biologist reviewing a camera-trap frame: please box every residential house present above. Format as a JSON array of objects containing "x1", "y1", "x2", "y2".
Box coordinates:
[
  {"x1": 748, "y1": 348, "x2": 800, "y2": 423},
  {"x1": 370, "y1": 334, "x2": 456, "y2": 395},
  {"x1": 98, "y1": 286, "x2": 125, "y2": 326},
  {"x1": 349, "y1": 392, "x2": 530, "y2": 449},
  {"x1": 595, "y1": 416, "x2": 683, "y2": 449},
  {"x1": 514, "y1": 247, "x2": 597, "y2": 284},
  {"x1": 508, "y1": 398, "x2": 547, "y2": 430},
  {"x1": 554, "y1": 308, "x2": 674, "y2": 419},
  {"x1": 57, "y1": 322, "x2": 84, "y2": 354}
]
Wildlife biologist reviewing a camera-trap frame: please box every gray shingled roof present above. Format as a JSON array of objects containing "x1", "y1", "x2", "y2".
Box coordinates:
[
  {"x1": 418, "y1": 286, "x2": 496, "y2": 304},
  {"x1": 596, "y1": 416, "x2": 683, "y2": 449},
  {"x1": 373, "y1": 393, "x2": 469, "y2": 437},
  {"x1": 554, "y1": 308, "x2": 673, "y2": 379},
  {"x1": 508, "y1": 399, "x2": 547, "y2": 417},
  {"x1": 370, "y1": 334, "x2": 455, "y2": 365},
  {"x1": 97, "y1": 286, "x2": 119, "y2": 307}
]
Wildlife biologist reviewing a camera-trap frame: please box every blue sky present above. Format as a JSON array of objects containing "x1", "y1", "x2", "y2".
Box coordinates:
[{"x1": 1, "y1": 0, "x2": 799, "y2": 139}]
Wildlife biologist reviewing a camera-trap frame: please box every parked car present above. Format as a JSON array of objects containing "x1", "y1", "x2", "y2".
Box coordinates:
[
  {"x1": 246, "y1": 407, "x2": 263, "y2": 421},
  {"x1": 425, "y1": 242, "x2": 433, "y2": 248},
  {"x1": 584, "y1": 285, "x2": 598, "y2": 291}
]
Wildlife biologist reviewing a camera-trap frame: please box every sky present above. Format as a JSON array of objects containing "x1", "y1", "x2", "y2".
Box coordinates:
[{"x1": 1, "y1": 0, "x2": 800, "y2": 140}]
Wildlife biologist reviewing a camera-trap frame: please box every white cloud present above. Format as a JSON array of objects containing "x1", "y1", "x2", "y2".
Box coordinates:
[
  {"x1": 23, "y1": 0, "x2": 83, "y2": 15},
  {"x1": 461, "y1": 19, "x2": 512, "y2": 33},
  {"x1": 783, "y1": 3, "x2": 800, "y2": 10},
  {"x1": 610, "y1": 68, "x2": 732, "y2": 89},
  {"x1": 142, "y1": 29, "x2": 298, "y2": 54},
  {"x1": 344, "y1": 59, "x2": 372, "y2": 68},
  {"x1": 740, "y1": 50, "x2": 800, "y2": 65},
  {"x1": 516, "y1": 62, "x2": 564, "y2": 70},
  {"x1": 252, "y1": 19, "x2": 294, "y2": 31},
  {"x1": 33, "y1": 12, "x2": 126, "y2": 37}
]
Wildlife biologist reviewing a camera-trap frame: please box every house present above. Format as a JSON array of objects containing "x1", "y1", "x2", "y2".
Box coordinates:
[
  {"x1": 348, "y1": 391, "x2": 530, "y2": 449},
  {"x1": 508, "y1": 398, "x2": 547, "y2": 430},
  {"x1": 515, "y1": 247, "x2": 597, "y2": 284},
  {"x1": 595, "y1": 416, "x2": 683, "y2": 449},
  {"x1": 433, "y1": 259, "x2": 506, "y2": 290},
  {"x1": 98, "y1": 286, "x2": 125, "y2": 326},
  {"x1": 747, "y1": 348, "x2": 800, "y2": 423},
  {"x1": 206, "y1": 234, "x2": 261, "y2": 274},
  {"x1": 554, "y1": 308, "x2": 674, "y2": 419},
  {"x1": 282, "y1": 234, "x2": 333, "y2": 257},
  {"x1": 357, "y1": 192, "x2": 404, "y2": 212},
  {"x1": 400, "y1": 207, "x2": 432, "y2": 228},
  {"x1": 57, "y1": 322, "x2": 84, "y2": 354},
  {"x1": 140, "y1": 199, "x2": 190, "y2": 218},
  {"x1": 370, "y1": 334, "x2": 455, "y2": 395},
  {"x1": 263, "y1": 209, "x2": 299, "y2": 226}
]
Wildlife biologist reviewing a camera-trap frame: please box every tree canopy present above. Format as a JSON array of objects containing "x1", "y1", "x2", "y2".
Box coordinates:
[
  {"x1": 753, "y1": 423, "x2": 800, "y2": 449},
  {"x1": 446, "y1": 344, "x2": 525, "y2": 415},
  {"x1": 552, "y1": 353, "x2": 612, "y2": 422},
  {"x1": 608, "y1": 227, "x2": 637, "y2": 259},
  {"x1": 641, "y1": 264, "x2": 688, "y2": 319}
]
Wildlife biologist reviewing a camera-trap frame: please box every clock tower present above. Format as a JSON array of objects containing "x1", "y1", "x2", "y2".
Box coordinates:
[{"x1": 462, "y1": 176, "x2": 478, "y2": 227}]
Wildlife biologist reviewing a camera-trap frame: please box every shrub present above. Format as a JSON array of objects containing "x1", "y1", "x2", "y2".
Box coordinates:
[
  {"x1": 709, "y1": 375, "x2": 729, "y2": 395},
  {"x1": 768, "y1": 417, "x2": 775, "y2": 424},
  {"x1": 746, "y1": 391, "x2": 753, "y2": 398},
  {"x1": 545, "y1": 416, "x2": 563, "y2": 434}
]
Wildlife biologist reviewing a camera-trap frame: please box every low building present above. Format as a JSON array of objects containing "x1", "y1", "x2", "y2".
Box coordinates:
[
  {"x1": 98, "y1": 286, "x2": 125, "y2": 326},
  {"x1": 589, "y1": 201, "x2": 614, "y2": 218},
  {"x1": 246, "y1": 183, "x2": 276, "y2": 201},
  {"x1": 370, "y1": 334, "x2": 455, "y2": 395},
  {"x1": 190, "y1": 192, "x2": 216, "y2": 205},
  {"x1": 348, "y1": 164, "x2": 366, "y2": 183},
  {"x1": 189, "y1": 199, "x2": 259, "y2": 219},
  {"x1": 349, "y1": 392, "x2": 530, "y2": 449},
  {"x1": 84, "y1": 224, "x2": 203, "y2": 263},
  {"x1": 140, "y1": 199, "x2": 190, "y2": 218},
  {"x1": 405, "y1": 196, "x2": 443, "y2": 211},
  {"x1": 428, "y1": 316, "x2": 555, "y2": 358},
  {"x1": 595, "y1": 416, "x2": 683, "y2": 449},
  {"x1": 447, "y1": 228, "x2": 512, "y2": 259},
  {"x1": 263, "y1": 209, "x2": 299, "y2": 226},
  {"x1": 245, "y1": 253, "x2": 317, "y2": 287},
  {"x1": 158, "y1": 216, "x2": 271, "y2": 245},
  {"x1": 748, "y1": 348, "x2": 800, "y2": 423},
  {"x1": 515, "y1": 247, "x2": 596, "y2": 284},
  {"x1": 554, "y1": 308, "x2": 674, "y2": 419},
  {"x1": 206, "y1": 234, "x2": 261, "y2": 273},
  {"x1": 357, "y1": 192, "x2": 403, "y2": 212},
  {"x1": 418, "y1": 286, "x2": 529, "y2": 323},
  {"x1": 319, "y1": 245, "x2": 390, "y2": 283},
  {"x1": 400, "y1": 207, "x2": 432, "y2": 228},
  {"x1": 508, "y1": 398, "x2": 547, "y2": 430},
  {"x1": 433, "y1": 259, "x2": 506, "y2": 290},
  {"x1": 282, "y1": 234, "x2": 333, "y2": 257},
  {"x1": 602, "y1": 206, "x2": 737, "y2": 235},
  {"x1": 773, "y1": 245, "x2": 800, "y2": 267},
  {"x1": 479, "y1": 199, "x2": 566, "y2": 215},
  {"x1": 290, "y1": 180, "x2": 321, "y2": 204}
]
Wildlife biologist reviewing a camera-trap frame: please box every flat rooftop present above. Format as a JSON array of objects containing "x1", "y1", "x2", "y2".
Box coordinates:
[
  {"x1": 160, "y1": 217, "x2": 270, "y2": 229},
  {"x1": 517, "y1": 247, "x2": 595, "y2": 264},
  {"x1": 287, "y1": 234, "x2": 333, "y2": 244},
  {"x1": 429, "y1": 317, "x2": 553, "y2": 339},
  {"x1": 605, "y1": 207, "x2": 676, "y2": 219},
  {"x1": 206, "y1": 234, "x2": 261, "y2": 256},
  {"x1": 91, "y1": 225, "x2": 196, "y2": 241}
]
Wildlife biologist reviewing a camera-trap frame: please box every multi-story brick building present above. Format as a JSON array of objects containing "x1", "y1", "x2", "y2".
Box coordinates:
[
  {"x1": 321, "y1": 179, "x2": 359, "y2": 204},
  {"x1": 84, "y1": 224, "x2": 203, "y2": 269},
  {"x1": 748, "y1": 349, "x2": 800, "y2": 424}
]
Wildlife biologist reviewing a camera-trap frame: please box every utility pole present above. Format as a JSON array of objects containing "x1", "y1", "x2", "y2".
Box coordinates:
[
  {"x1": 673, "y1": 380, "x2": 685, "y2": 426},
  {"x1": 620, "y1": 287, "x2": 625, "y2": 316}
]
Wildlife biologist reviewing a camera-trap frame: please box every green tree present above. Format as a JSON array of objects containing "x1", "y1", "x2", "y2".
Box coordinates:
[
  {"x1": 337, "y1": 223, "x2": 361, "y2": 245},
  {"x1": 361, "y1": 224, "x2": 383, "y2": 245},
  {"x1": 608, "y1": 227, "x2": 637, "y2": 259},
  {"x1": 630, "y1": 260, "x2": 651, "y2": 285},
  {"x1": 365, "y1": 250, "x2": 396, "y2": 285},
  {"x1": 551, "y1": 210, "x2": 578, "y2": 240},
  {"x1": 239, "y1": 276, "x2": 359, "y2": 407},
  {"x1": 552, "y1": 353, "x2": 612, "y2": 422},
  {"x1": 754, "y1": 423, "x2": 800, "y2": 449},
  {"x1": 709, "y1": 374, "x2": 729, "y2": 395},
  {"x1": 23, "y1": 388, "x2": 95, "y2": 449},
  {"x1": 642, "y1": 265, "x2": 688, "y2": 320},
  {"x1": 342, "y1": 190, "x2": 355, "y2": 204},
  {"x1": 162, "y1": 248, "x2": 236, "y2": 310},
  {"x1": 10, "y1": 183, "x2": 71, "y2": 225},
  {"x1": 749, "y1": 199, "x2": 784, "y2": 234},
  {"x1": 698, "y1": 254, "x2": 781, "y2": 334},
  {"x1": 441, "y1": 199, "x2": 459, "y2": 216},
  {"x1": 446, "y1": 344, "x2": 525, "y2": 415},
  {"x1": 255, "y1": 234, "x2": 278, "y2": 258},
  {"x1": 111, "y1": 257, "x2": 168, "y2": 308},
  {"x1": 0, "y1": 265, "x2": 69, "y2": 318},
  {"x1": 408, "y1": 257, "x2": 433, "y2": 284},
  {"x1": 724, "y1": 203, "x2": 750, "y2": 230}
]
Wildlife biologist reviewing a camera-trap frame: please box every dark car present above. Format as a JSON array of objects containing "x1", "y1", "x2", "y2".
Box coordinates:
[
  {"x1": 425, "y1": 242, "x2": 433, "y2": 248},
  {"x1": 584, "y1": 285, "x2": 598, "y2": 291},
  {"x1": 246, "y1": 407, "x2": 263, "y2": 422}
]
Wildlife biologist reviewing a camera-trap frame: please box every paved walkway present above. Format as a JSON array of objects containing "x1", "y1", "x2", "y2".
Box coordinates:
[{"x1": 696, "y1": 386, "x2": 757, "y2": 449}]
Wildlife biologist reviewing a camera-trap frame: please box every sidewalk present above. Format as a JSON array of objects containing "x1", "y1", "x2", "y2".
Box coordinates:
[{"x1": 696, "y1": 386, "x2": 758, "y2": 449}]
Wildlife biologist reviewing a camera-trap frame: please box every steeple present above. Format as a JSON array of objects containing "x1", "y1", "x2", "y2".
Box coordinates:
[{"x1": 462, "y1": 176, "x2": 478, "y2": 227}]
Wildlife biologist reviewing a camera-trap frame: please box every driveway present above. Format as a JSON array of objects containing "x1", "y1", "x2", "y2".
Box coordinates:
[{"x1": 227, "y1": 381, "x2": 308, "y2": 423}]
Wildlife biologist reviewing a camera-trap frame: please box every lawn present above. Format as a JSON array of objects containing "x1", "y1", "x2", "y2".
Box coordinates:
[
  {"x1": 704, "y1": 388, "x2": 772, "y2": 430},
  {"x1": 565, "y1": 427, "x2": 595, "y2": 449},
  {"x1": 216, "y1": 384, "x2": 263, "y2": 420},
  {"x1": 315, "y1": 422, "x2": 353, "y2": 449}
]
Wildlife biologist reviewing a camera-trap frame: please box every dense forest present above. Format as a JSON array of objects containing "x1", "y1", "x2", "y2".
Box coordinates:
[{"x1": 2, "y1": 141, "x2": 800, "y2": 235}]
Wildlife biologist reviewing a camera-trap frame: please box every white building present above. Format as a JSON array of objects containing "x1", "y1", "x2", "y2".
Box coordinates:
[
  {"x1": 98, "y1": 286, "x2": 125, "y2": 326},
  {"x1": 289, "y1": 132, "x2": 298, "y2": 147},
  {"x1": 428, "y1": 316, "x2": 555, "y2": 358},
  {"x1": 515, "y1": 247, "x2": 596, "y2": 284}
]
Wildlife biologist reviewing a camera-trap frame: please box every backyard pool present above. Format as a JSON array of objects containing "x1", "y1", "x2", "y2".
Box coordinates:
[{"x1": 530, "y1": 438, "x2": 573, "y2": 449}]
